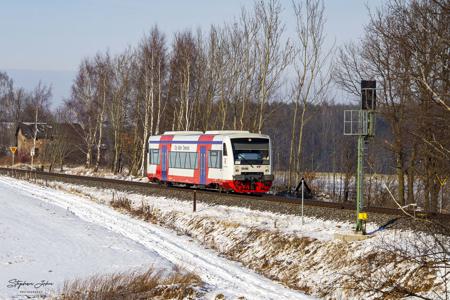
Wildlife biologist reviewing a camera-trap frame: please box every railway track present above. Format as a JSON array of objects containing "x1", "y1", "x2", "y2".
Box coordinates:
[{"x1": 1, "y1": 167, "x2": 448, "y2": 227}]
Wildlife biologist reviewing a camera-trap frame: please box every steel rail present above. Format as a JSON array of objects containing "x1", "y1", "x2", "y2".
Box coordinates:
[{"x1": 0, "y1": 167, "x2": 448, "y2": 220}]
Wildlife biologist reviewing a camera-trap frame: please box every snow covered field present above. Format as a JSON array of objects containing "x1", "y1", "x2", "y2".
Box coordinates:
[
  {"x1": 1, "y1": 173, "x2": 447, "y2": 299},
  {"x1": 0, "y1": 180, "x2": 176, "y2": 299},
  {"x1": 0, "y1": 180, "x2": 177, "y2": 299},
  {"x1": 0, "y1": 176, "x2": 311, "y2": 299}
]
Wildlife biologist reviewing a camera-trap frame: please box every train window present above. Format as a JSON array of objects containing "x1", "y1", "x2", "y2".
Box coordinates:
[
  {"x1": 170, "y1": 152, "x2": 181, "y2": 168},
  {"x1": 231, "y1": 138, "x2": 270, "y2": 165},
  {"x1": 169, "y1": 152, "x2": 198, "y2": 169},
  {"x1": 175, "y1": 152, "x2": 182, "y2": 168},
  {"x1": 185, "y1": 153, "x2": 192, "y2": 169},
  {"x1": 178, "y1": 153, "x2": 184, "y2": 168},
  {"x1": 188, "y1": 152, "x2": 198, "y2": 169},
  {"x1": 149, "y1": 149, "x2": 160, "y2": 165},
  {"x1": 223, "y1": 143, "x2": 227, "y2": 156},
  {"x1": 208, "y1": 150, "x2": 222, "y2": 169},
  {"x1": 169, "y1": 152, "x2": 175, "y2": 167},
  {"x1": 180, "y1": 152, "x2": 187, "y2": 168}
]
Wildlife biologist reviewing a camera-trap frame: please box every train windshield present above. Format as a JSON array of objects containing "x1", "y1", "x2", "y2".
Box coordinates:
[{"x1": 231, "y1": 138, "x2": 270, "y2": 165}]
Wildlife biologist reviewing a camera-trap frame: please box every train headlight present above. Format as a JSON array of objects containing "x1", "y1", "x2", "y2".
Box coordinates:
[
  {"x1": 265, "y1": 168, "x2": 269, "y2": 173},
  {"x1": 235, "y1": 167, "x2": 239, "y2": 173}
]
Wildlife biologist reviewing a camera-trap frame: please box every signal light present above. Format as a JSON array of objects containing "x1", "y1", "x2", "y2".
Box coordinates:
[{"x1": 361, "y1": 80, "x2": 376, "y2": 110}]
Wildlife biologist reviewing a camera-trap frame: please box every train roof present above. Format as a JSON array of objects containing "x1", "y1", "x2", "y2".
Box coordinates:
[
  {"x1": 162, "y1": 131, "x2": 203, "y2": 135},
  {"x1": 150, "y1": 130, "x2": 270, "y2": 139}
]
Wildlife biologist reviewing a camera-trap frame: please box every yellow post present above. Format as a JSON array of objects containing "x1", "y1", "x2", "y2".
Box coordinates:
[
  {"x1": 358, "y1": 212, "x2": 368, "y2": 221},
  {"x1": 358, "y1": 212, "x2": 368, "y2": 234}
]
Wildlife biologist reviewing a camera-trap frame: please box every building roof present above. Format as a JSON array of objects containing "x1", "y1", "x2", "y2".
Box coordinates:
[
  {"x1": 15, "y1": 122, "x2": 83, "y2": 140},
  {"x1": 16, "y1": 122, "x2": 52, "y2": 139}
]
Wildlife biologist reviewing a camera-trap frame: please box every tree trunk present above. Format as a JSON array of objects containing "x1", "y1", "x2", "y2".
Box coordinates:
[
  {"x1": 31, "y1": 108, "x2": 38, "y2": 167},
  {"x1": 155, "y1": 60, "x2": 162, "y2": 135},
  {"x1": 141, "y1": 55, "x2": 154, "y2": 176},
  {"x1": 407, "y1": 147, "x2": 416, "y2": 205},
  {"x1": 112, "y1": 129, "x2": 120, "y2": 174},
  {"x1": 94, "y1": 78, "x2": 107, "y2": 172},
  {"x1": 86, "y1": 147, "x2": 92, "y2": 169},
  {"x1": 288, "y1": 100, "x2": 299, "y2": 189},
  {"x1": 295, "y1": 103, "x2": 307, "y2": 182},
  {"x1": 395, "y1": 151, "x2": 405, "y2": 206}
]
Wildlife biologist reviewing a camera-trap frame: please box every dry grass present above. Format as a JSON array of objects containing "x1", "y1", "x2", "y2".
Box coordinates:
[
  {"x1": 344, "y1": 249, "x2": 439, "y2": 299},
  {"x1": 110, "y1": 196, "x2": 158, "y2": 223},
  {"x1": 41, "y1": 182, "x2": 443, "y2": 299},
  {"x1": 59, "y1": 267, "x2": 202, "y2": 300},
  {"x1": 131, "y1": 201, "x2": 158, "y2": 223},
  {"x1": 110, "y1": 196, "x2": 132, "y2": 211}
]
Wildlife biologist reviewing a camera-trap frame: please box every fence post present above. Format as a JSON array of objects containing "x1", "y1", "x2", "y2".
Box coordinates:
[
  {"x1": 193, "y1": 190, "x2": 197, "y2": 212},
  {"x1": 301, "y1": 178, "x2": 304, "y2": 226}
]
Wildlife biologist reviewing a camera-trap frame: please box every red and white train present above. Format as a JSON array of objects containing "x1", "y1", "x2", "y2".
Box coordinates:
[{"x1": 146, "y1": 131, "x2": 274, "y2": 193}]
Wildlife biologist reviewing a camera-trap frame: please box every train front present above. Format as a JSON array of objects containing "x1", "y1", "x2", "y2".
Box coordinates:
[{"x1": 225, "y1": 135, "x2": 274, "y2": 194}]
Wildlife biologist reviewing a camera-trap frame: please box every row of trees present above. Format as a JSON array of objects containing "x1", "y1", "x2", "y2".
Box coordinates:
[
  {"x1": 64, "y1": 0, "x2": 333, "y2": 180},
  {"x1": 0, "y1": 0, "x2": 447, "y2": 213},
  {"x1": 0, "y1": 72, "x2": 53, "y2": 150},
  {"x1": 334, "y1": 0, "x2": 449, "y2": 211}
]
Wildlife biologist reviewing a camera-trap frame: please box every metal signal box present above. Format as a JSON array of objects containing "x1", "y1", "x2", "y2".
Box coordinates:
[{"x1": 361, "y1": 80, "x2": 376, "y2": 110}]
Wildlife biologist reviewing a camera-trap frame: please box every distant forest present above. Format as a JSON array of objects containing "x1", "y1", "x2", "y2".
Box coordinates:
[{"x1": 264, "y1": 102, "x2": 393, "y2": 173}]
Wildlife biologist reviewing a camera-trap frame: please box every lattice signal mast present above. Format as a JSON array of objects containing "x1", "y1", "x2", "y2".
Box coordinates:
[{"x1": 344, "y1": 80, "x2": 377, "y2": 233}]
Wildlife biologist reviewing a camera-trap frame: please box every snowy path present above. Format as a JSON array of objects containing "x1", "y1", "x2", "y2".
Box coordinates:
[{"x1": 0, "y1": 176, "x2": 311, "y2": 299}]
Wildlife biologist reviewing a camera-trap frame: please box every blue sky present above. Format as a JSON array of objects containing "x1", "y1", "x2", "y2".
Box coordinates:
[{"x1": 0, "y1": 0, "x2": 385, "y2": 105}]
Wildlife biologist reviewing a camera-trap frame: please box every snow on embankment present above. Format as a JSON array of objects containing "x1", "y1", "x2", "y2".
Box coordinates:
[
  {"x1": 0, "y1": 177, "x2": 184, "y2": 298},
  {"x1": 4, "y1": 175, "x2": 448, "y2": 299},
  {"x1": 0, "y1": 176, "x2": 310, "y2": 300}
]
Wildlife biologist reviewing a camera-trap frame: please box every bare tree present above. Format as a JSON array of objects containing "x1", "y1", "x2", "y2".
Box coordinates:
[
  {"x1": 289, "y1": 0, "x2": 332, "y2": 187},
  {"x1": 11, "y1": 88, "x2": 27, "y2": 124},
  {"x1": 137, "y1": 27, "x2": 167, "y2": 176},
  {"x1": 235, "y1": 11, "x2": 259, "y2": 131},
  {"x1": 253, "y1": 0, "x2": 292, "y2": 133},
  {"x1": 167, "y1": 31, "x2": 197, "y2": 131},
  {"x1": 334, "y1": 0, "x2": 449, "y2": 211},
  {"x1": 67, "y1": 58, "x2": 99, "y2": 168},
  {"x1": 29, "y1": 82, "x2": 52, "y2": 167},
  {"x1": 197, "y1": 26, "x2": 220, "y2": 131},
  {"x1": 0, "y1": 72, "x2": 14, "y2": 146},
  {"x1": 0, "y1": 72, "x2": 14, "y2": 121},
  {"x1": 42, "y1": 109, "x2": 75, "y2": 172},
  {"x1": 94, "y1": 53, "x2": 111, "y2": 172},
  {"x1": 109, "y1": 51, "x2": 132, "y2": 174}
]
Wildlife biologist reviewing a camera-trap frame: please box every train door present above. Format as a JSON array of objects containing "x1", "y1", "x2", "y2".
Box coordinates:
[
  {"x1": 200, "y1": 146, "x2": 207, "y2": 185},
  {"x1": 161, "y1": 145, "x2": 168, "y2": 181}
]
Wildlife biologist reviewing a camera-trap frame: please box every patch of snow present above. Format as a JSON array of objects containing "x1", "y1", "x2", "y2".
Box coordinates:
[
  {"x1": 0, "y1": 176, "x2": 312, "y2": 300},
  {"x1": 40, "y1": 180, "x2": 379, "y2": 241},
  {"x1": 0, "y1": 177, "x2": 174, "y2": 299}
]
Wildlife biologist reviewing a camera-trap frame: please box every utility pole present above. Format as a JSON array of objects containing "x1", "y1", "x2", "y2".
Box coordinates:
[
  {"x1": 344, "y1": 80, "x2": 377, "y2": 233},
  {"x1": 301, "y1": 178, "x2": 304, "y2": 226},
  {"x1": 31, "y1": 108, "x2": 38, "y2": 168},
  {"x1": 355, "y1": 134, "x2": 365, "y2": 231}
]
